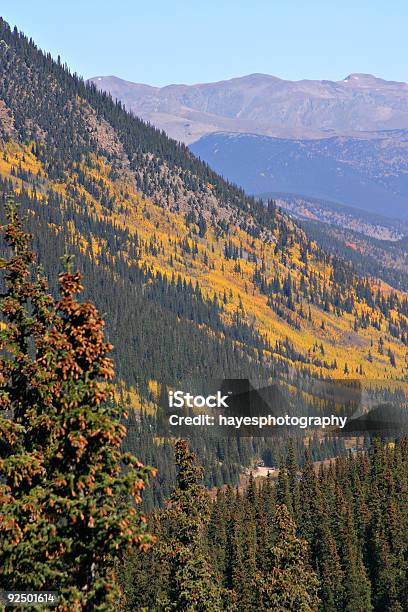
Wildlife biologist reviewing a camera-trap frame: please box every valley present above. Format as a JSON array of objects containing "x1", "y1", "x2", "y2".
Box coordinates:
[{"x1": 1, "y1": 11, "x2": 408, "y2": 611}]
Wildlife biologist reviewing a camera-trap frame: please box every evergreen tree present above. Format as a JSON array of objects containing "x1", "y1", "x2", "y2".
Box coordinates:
[
  {"x1": 286, "y1": 441, "x2": 301, "y2": 516},
  {"x1": 0, "y1": 198, "x2": 154, "y2": 609},
  {"x1": 159, "y1": 440, "x2": 225, "y2": 611},
  {"x1": 337, "y1": 488, "x2": 372, "y2": 612},
  {"x1": 254, "y1": 504, "x2": 320, "y2": 611},
  {"x1": 276, "y1": 459, "x2": 292, "y2": 511}
]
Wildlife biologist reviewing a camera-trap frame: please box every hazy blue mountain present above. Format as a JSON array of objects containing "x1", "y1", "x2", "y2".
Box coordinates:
[{"x1": 190, "y1": 131, "x2": 408, "y2": 219}]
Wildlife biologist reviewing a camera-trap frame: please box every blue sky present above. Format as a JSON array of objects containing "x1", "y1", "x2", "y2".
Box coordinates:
[{"x1": 1, "y1": 1, "x2": 407, "y2": 86}]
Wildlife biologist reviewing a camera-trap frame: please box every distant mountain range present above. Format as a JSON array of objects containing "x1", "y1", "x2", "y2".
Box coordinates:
[
  {"x1": 90, "y1": 73, "x2": 408, "y2": 218},
  {"x1": 260, "y1": 192, "x2": 407, "y2": 240},
  {"x1": 90, "y1": 73, "x2": 408, "y2": 143},
  {"x1": 259, "y1": 192, "x2": 408, "y2": 291}
]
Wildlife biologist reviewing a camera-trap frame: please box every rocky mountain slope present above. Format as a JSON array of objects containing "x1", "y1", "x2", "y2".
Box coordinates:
[{"x1": 263, "y1": 192, "x2": 406, "y2": 240}]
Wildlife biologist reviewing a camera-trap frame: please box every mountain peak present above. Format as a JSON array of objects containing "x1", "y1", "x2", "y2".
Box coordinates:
[
  {"x1": 237, "y1": 72, "x2": 281, "y2": 81},
  {"x1": 343, "y1": 73, "x2": 378, "y2": 81},
  {"x1": 341, "y1": 73, "x2": 404, "y2": 87}
]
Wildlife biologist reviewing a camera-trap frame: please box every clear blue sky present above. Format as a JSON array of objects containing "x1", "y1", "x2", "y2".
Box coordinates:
[{"x1": 1, "y1": 0, "x2": 407, "y2": 86}]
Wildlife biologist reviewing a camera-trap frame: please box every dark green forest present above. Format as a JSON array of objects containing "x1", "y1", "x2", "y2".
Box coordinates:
[{"x1": 123, "y1": 438, "x2": 408, "y2": 612}]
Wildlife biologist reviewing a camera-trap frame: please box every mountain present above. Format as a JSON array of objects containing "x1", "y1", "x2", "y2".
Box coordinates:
[
  {"x1": 91, "y1": 73, "x2": 408, "y2": 217},
  {"x1": 190, "y1": 131, "x2": 408, "y2": 218},
  {"x1": 300, "y1": 218, "x2": 408, "y2": 293},
  {"x1": 89, "y1": 73, "x2": 408, "y2": 144},
  {"x1": 2, "y1": 18, "x2": 408, "y2": 383},
  {"x1": 257, "y1": 192, "x2": 408, "y2": 290},
  {"x1": 3, "y1": 17, "x2": 408, "y2": 495},
  {"x1": 261, "y1": 192, "x2": 407, "y2": 240}
]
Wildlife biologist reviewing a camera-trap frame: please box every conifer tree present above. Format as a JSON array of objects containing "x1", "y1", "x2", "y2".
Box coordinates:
[
  {"x1": 0, "y1": 197, "x2": 154, "y2": 609},
  {"x1": 286, "y1": 441, "x2": 301, "y2": 516},
  {"x1": 159, "y1": 439, "x2": 225, "y2": 611},
  {"x1": 313, "y1": 489, "x2": 345, "y2": 611},
  {"x1": 225, "y1": 511, "x2": 246, "y2": 604},
  {"x1": 336, "y1": 487, "x2": 372, "y2": 612},
  {"x1": 276, "y1": 459, "x2": 292, "y2": 511},
  {"x1": 298, "y1": 450, "x2": 319, "y2": 542},
  {"x1": 254, "y1": 504, "x2": 320, "y2": 611}
]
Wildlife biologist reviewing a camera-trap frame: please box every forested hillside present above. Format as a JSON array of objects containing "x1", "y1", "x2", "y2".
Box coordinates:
[
  {"x1": 1, "y1": 19, "x2": 408, "y2": 499},
  {"x1": 122, "y1": 438, "x2": 408, "y2": 612},
  {"x1": 302, "y1": 218, "x2": 408, "y2": 293}
]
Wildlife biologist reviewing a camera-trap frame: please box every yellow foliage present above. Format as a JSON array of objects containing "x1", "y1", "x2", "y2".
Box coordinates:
[{"x1": 2, "y1": 141, "x2": 407, "y2": 383}]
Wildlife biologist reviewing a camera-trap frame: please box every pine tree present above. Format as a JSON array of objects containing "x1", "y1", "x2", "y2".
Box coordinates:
[
  {"x1": 225, "y1": 510, "x2": 247, "y2": 605},
  {"x1": 336, "y1": 487, "x2": 372, "y2": 612},
  {"x1": 286, "y1": 441, "x2": 300, "y2": 516},
  {"x1": 276, "y1": 459, "x2": 292, "y2": 511},
  {"x1": 0, "y1": 197, "x2": 154, "y2": 609},
  {"x1": 313, "y1": 488, "x2": 345, "y2": 611},
  {"x1": 254, "y1": 504, "x2": 320, "y2": 611},
  {"x1": 298, "y1": 450, "x2": 319, "y2": 543},
  {"x1": 159, "y1": 439, "x2": 225, "y2": 611},
  {"x1": 240, "y1": 495, "x2": 258, "y2": 610}
]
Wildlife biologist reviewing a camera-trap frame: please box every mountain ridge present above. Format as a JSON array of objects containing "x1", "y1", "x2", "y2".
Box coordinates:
[
  {"x1": 90, "y1": 72, "x2": 408, "y2": 144},
  {"x1": 91, "y1": 72, "x2": 408, "y2": 215},
  {"x1": 190, "y1": 130, "x2": 408, "y2": 219}
]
